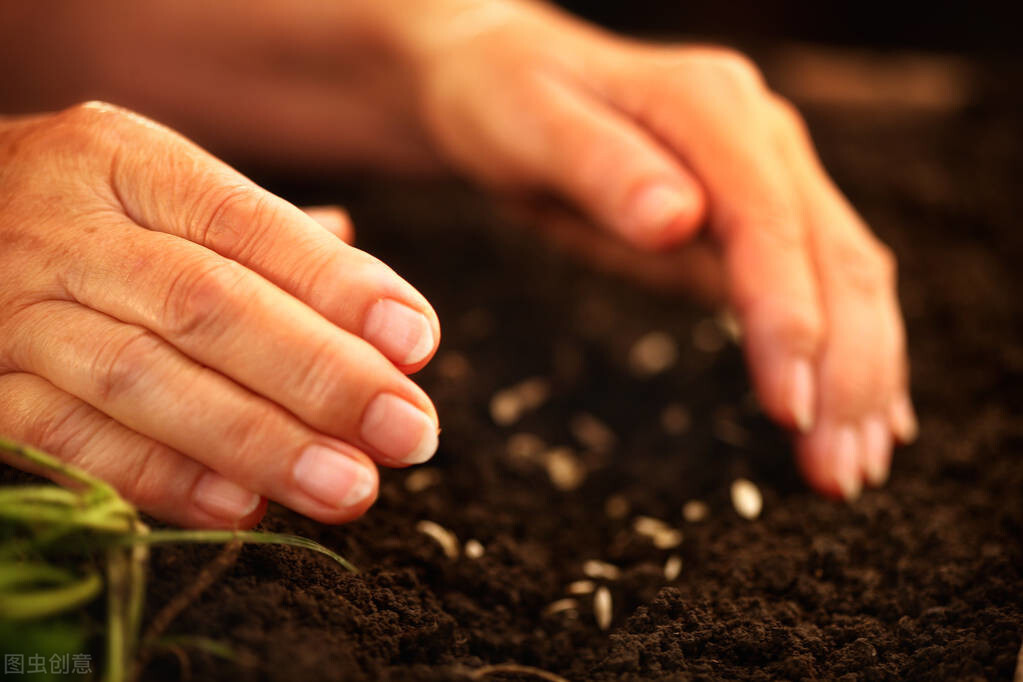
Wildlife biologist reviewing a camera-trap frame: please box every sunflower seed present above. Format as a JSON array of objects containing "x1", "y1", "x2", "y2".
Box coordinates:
[
  {"x1": 628, "y1": 331, "x2": 678, "y2": 377},
  {"x1": 416, "y1": 520, "x2": 459, "y2": 559},
  {"x1": 663, "y1": 555, "x2": 683, "y2": 581},
  {"x1": 730, "y1": 478, "x2": 763, "y2": 520},
  {"x1": 404, "y1": 467, "x2": 441, "y2": 493},
  {"x1": 545, "y1": 447, "x2": 586, "y2": 491},
  {"x1": 660, "y1": 403, "x2": 691, "y2": 435},
  {"x1": 653, "y1": 528, "x2": 684, "y2": 549},
  {"x1": 692, "y1": 317, "x2": 726, "y2": 353},
  {"x1": 632, "y1": 515, "x2": 671, "y2": 536},
  {"x1": 569, "y1": 412, "x2": 617, "y2": 454},
  {"x1": 464, "y1": 539, "x2": 485, "y2": 559},
  {"x1": 436, "y1": 351, "x2": 471, "y2": 381},
  {"x1": 682, "y1": 500, "x2": 709, "y2": 523},
  {"x1": 567, "y1": 579, "x2": 596, "y2": 595},
  {"x1": 604, "y1": 494, "x2": 630, "y2": 520},
  {"x1": 489, "y1": 377, "x2": 552, "y2": 426},
  {"x1": 582, "y1": 560, "x2": 621, "y2": 580},
  {"x1": 594, "y1": 587, "x2": 612, "y2": 630},
  {"x1": 544, "y1": 598, "x2": 579, "y2": 616}
]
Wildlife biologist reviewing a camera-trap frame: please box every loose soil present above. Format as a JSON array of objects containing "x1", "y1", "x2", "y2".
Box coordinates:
[{"x1": 15, "y1": 54, "x2": 1023, "y2": 680}]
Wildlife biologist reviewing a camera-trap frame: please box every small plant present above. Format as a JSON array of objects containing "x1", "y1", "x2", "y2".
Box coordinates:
[{"x1": 0, "y1": 437, "x2": 355, "y2": 682}]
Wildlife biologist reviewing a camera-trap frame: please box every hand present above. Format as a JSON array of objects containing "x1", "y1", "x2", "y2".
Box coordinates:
[
  {"x1": 0, "y1": 102, "x2": 441, "y2": 528},
  {"x1": 407, "y1": 1, "x2": 917, "y2": 498}
]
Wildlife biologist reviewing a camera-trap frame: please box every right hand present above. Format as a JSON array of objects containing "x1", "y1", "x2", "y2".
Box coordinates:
[{"x1": 0, "y1": 102, "x2": 441, "y2": 528}]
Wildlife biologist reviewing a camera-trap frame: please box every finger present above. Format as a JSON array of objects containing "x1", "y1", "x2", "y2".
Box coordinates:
[
  {"x1": 6, "y1": 302, "x2": 387, "y2": 524},
  {"x1": 302, "y1": 205, "x2": 355, "y2": 244},
  {"x1": 0, "y1": 372, "x2": 266, "y2": 528},
  {"x1": 56, "y1": 216, "x2": 440, "y2": 468},
  {"x1": 769, "y1": 95, "x2": 908, "y2": 493},
  {"x1": 88, "y1": 103, "x2": 438, "y2": 371},
  {"x1": 502, "y1": 197, "x2": 727, "y2": 304},
  {"x1": 611, "y1": 52, "x2": 825, "y2": 433}
]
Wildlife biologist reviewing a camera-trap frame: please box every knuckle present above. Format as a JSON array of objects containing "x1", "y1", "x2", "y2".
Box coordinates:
[
  {"x1": 769, "y1": 94, "x2": 808, "y2": 134},
  {"x1": 696, "y1": 47, "x2": 764, "y2": 90},
  {"x1": 161, "y1": 259, "x2": 247, "y2": 339},
  {"x1": 24, "y1": 400, "x2": 95, "y2": 458},
  {"x1": 189, "y1": 182, "x2": 276, "y2": 256},
  {"x1": 92, "y1": 330, "x2": 162, "y2": 403},
  {"x1": 291, "y1": 339, "x2": 354, "y2": 424},
  {"x1": 831, "y1": 236, "x2": 897, "y2": 296}
]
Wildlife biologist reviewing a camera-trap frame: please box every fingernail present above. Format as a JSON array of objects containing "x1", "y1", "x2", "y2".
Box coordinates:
[
  {"x1": 361, "y1": 393, "x2": 438, "y2": 464},
  {"x1": 833, "y1": 426, "x2": 862, "y2": 502},
  {"x1": 789, "y1": 358, "x2": 815, "y2": 433},
  {"x1": 630, "y1": 184, "x2": 690, "y2": 241},
  {"x1": 293, "y1": 445, "x2": 376, "y2": 508},
  {"x1": 862, "y1": 415, "x2": 892, "y2": 487},
  {"x1": 192, "y1": 472, "x2": 261, "y2": 520},
  {"x1": 890, "y1": 393, "x2": 918, "y2": 443},
  {"x1": 363, "y1": 299, "x2": 435, "y2": 366}
]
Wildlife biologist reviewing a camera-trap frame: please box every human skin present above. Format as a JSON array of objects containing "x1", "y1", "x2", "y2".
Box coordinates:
[{"x1": 0, "y1": 0, "x2": 916, "y2": 525}]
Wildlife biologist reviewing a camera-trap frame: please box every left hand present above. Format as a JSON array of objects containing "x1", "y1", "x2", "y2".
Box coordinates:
[{"x1": 399, "y1": 0, "x2": 917, "y2": 499}]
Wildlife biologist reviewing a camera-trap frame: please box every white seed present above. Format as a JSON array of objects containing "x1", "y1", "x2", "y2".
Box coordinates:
[
  {"x1": 660, "y1": 404, "x2": 691, "y2": 435},
  {"x1": 713, "y1": 410, "x2": 750, "y2": 447},
  {"x1": 628, "y1": 331, "x2": 678, "y2": 377},
  {"x1": 582, "y1": 560, "x2": 621, "y2": 580},
  {"x1": 593, "y1": 587, "x2": 612, "y2": 631},
  {"x1": 731, "y1": 478, "x2": 763, "y2": 520},
  {"x1": 604, "y1": 494, "x2": 630, "y2": 520},
  {"x1": 652, "y1": 529, "x2": 684, "y2": 549},
  {"x1": 544, "y1": 447, "x2": 586, "y2": 491},
  {"x1": 692, "y1": 317, "x2": 726, "y2": 353},
  {"x1": 464, "y1": 539, "x2": 485, "y2": 559},
  {"x1": 569, "y1": 412, "x2": 617, "y2": 454},
  {"x1": 489, "y1": 377, "x2": 551, "y2": 426},
  {"x1": 506, "y1": 432, "x2": 546, "y2": 461},
  {"x1": 543, "y1": 598, "x2": 579, "y2": 616},
  {"x1": 416, "y1": 520, "x2": 459, "y2": 559},
  {"x1": 716, "y1": 308, "x2": 743, "y2": 344},
  {"x1": 436, "y1": 351, "x2": 471, "y2": 381},
  {"x1": 682, "y1": 500, "x2": 710, "y2": 523},
  {"x1": 663, "y1": 555, "x2": 683, "y2": 581},
  {"x1": 404, "y1": 467, "x2": 441, "y2": 493},
  {"x1": 567, "y1": 580, "x2": 596, "y2": 595},
  {"x1": 632, "y1": 515, "x2": 671, "y2": 537}
]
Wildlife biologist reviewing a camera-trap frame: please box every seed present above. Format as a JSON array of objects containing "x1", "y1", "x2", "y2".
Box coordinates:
[
  {"x1": 628, "y1": 331, "x2": 678, "y2": 377},
  {"x1": 543, "y1": 598, "x2": 579, "y2": 616},
  {"x1": 652, "y1": 529, "x2": 684, "y2": 549},
  {"x1": 404, "y1": 467, "x2": 441, "y2": 493},
  {"x1": 713, "y1": 409, "x2": 750, "y2": 447},
  {"x1": 663, "y1": 555, "x2": 683, "y2": 581},
  {"x1": 489, "y1": 377, "x2": 551, "y2": 426},
  {"x1": 731, "y1": 478, "x2": 763, "y2": 520},
  {"x1": 593, "y1": 587, "x2": 612, "y2": 630},
  {"x1": 660, "y1": 404, "x2": 691, "y2": 435},
  {"x1": 568, "y1": 412, "x2": 617, "y2": 455},
  {"x1": 582, "y1": 560, "x2": 621, "y2": 580},
  {"x1": 506, "y1": 432, "x2": 546, "y2": 461},
  {"x1": 682, "y1": 500, "x2": 710, "y2": 523},
  {"x1": 416, "y1": 520, "x2": 459, "y2": 559},
  {"x1": 632, "y1": 515, "x2": 671, "y2": 536},
  {"x1": 692, "y1": 318, "x2": 726, "y2": 353},
  {"x1": 567, "y1": 580, "x2": 596, "y2": 595},
  {"x1": 604, "y1": 494, "x2": 630, "y2": 520},
  {"x1": 545, "y1": 447, "x2": 586, "y2": 491},
  {"x1": 464, "y1": 539, "x2": 485, "y2": 559},
  {"x1": 436, "y1": 351, "x2": 471, "y2": 381}
]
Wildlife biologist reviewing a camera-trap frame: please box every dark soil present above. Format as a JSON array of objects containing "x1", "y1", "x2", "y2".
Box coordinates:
[{"x1": 64, "y1": 55, "x2": 1023, "y2": 680}]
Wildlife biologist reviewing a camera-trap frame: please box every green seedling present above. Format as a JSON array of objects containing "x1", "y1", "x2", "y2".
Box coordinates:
[{"x1": 0, "y1": 437, "x2": 355, "y2": 682}]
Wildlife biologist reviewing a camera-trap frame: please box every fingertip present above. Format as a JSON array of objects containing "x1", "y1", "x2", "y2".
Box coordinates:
[
  {"x1": 862, "y1": 415, "x2": 893, "y2": 487},
  {"x1": 796, "y1": 421, "x2": 862, "y2": 502},
  {"x1": 623, "y1": 181, "x2": 706, "y2": 250},
  {"x1": 889, "y1": 393, "x2": 919, "y2": 444}
]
